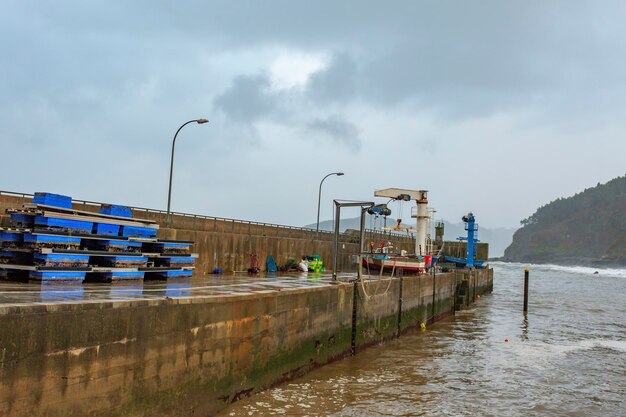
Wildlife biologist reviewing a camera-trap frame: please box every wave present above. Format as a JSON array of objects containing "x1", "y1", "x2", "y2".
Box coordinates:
[
  {"x1": 512, "y1": 339, "x2": 626, "y2": 360},
  {"x1": 491, "y1": 261, "x2": 626, "y2": 278},
  {"x1": 578, "y1": 339, "x2": 626, "y2": 352}
]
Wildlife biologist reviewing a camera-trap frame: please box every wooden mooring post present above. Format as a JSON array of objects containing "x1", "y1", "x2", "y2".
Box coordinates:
[{"x1": 523, "y1": 268, "x2": 529, "y2": 313}]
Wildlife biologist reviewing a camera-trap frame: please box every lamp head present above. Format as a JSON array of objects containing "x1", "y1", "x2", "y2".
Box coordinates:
[
  {"x1": 336, "y1": 172, "x2": 345, "y2": 176},
  {"x1": 196, "y1": 119, "x2": 209, "y2": 124}
]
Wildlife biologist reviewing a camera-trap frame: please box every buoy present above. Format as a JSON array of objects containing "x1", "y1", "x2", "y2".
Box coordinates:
[
  {"x1": 420, "y1": 322, "x2": 426, "y2": 331},
  {"x1": 504, "y1": 339, "x2": 509, "y2": 342}
]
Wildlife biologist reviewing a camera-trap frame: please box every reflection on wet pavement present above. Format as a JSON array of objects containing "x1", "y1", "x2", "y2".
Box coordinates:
[{"x1": 0, "y1": 272, "x2": 358, "y2": 306}]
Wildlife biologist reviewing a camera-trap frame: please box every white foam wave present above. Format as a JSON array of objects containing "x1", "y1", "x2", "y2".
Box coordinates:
[
  {"x1": 511, "y1": 339, "x2": 626, "y2": 360},
  {"x1": 578, "y1": 339, "x2": 626, "y2": 352},
  {"x1": 511, "y1": 340, "x2": 579, "y2": 360},
  {"x1": 493, "y1": 261, "x2": 626, "y2": 278}
]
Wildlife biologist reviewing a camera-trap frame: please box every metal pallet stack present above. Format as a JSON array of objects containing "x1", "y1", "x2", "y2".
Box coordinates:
[{"x1": 0, "y1": 192, "x2": 196, "y2": 282}]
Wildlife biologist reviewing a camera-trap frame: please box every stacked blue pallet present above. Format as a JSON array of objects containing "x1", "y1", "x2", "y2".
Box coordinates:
[
  {"x1": 10, "y1": 213, "x2": 33, "y2": 228},
  {"x1": 92, "y1": 204, "x2": 131, "y2": 236},
  {"x1": 100, "y1": 204, "x2": 133, "y2": 217},
  {"x1": 0, "y1": 192, "x2": 197, "y2": 283},
  {"x1": 33, "y1": 253, "x2": 90, "y2": 268},
  {"x1": 0, "y1": 232, "x2": 22, "y2": 248},
  {"x1": 92, "y1": 271, "x2": 145, "y2": 281},
  {"x1": 93, "y1": 223, "x2": 120, "y2": 236},
  {"x1": 0, "y1": 250, "x2": 13, "y2": 264},
  {"x1": 31, "y1": 271, "x2": 86, "y2": 282},
  {"x1": 147, "y1": 241, "x2": 191, "y2": 255},
  {"x1": 157, "y1": 256, "x2": 195, "y2": 267},
  {"x1": 91, "y1": 240, "x2": 142, "y2": 253},
  {"x1": 33, "y1": 192, "x2": 72, "y2": 209},
  {"x1": 35, "y1": 216, "x2": 94, "y2": 233},
  {"x1": 22, "y1": 234, "x2": 81, "y2": 249},
  {"x1": 152, "y1": 269, "x2": 193, "y2": 279},
  {"x1": 120, "y1": 226, "x2": 158, "y2": 238},
  {"x1": 98, "y1": 255, "x2": 148, "y2": 268}
]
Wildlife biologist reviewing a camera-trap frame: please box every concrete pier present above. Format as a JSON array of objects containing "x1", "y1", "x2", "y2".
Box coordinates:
[
  {"x1": 0, "y1": 269, "x2": 493, "y2": 416},
  {"x1": 0, "y1": 193, "x2": 416, "y2": 275},
  {"x1": 0, "y1": 192, "x2": 493, "y2": 415}
]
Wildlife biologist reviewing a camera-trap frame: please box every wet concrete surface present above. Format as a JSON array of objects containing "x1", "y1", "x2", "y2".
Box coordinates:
[{"x1": 0, "y1": 272, "x2": 360, "y2": 307}]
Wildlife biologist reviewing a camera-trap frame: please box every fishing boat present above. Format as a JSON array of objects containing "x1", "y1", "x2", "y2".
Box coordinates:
[
  {"x1": 361, "y1": 254, "x2": 427, "y2": 273},
  {"x1": 361, "y1": 188, "x2": 434, "y2": 274}
]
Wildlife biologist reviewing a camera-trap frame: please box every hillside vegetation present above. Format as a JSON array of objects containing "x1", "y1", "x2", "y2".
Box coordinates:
[{"x1": 504, "y1": 174, "x2": 626, "y2": 265}]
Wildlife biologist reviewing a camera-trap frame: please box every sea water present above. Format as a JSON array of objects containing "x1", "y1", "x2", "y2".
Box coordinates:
[{"x1": 220, "y1": 262, "x2": 626, "y2": 416}]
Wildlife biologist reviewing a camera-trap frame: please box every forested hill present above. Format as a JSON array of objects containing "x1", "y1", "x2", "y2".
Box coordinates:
[{"x1": 504, "y1": 175, "x2": 626, "y2": 266}]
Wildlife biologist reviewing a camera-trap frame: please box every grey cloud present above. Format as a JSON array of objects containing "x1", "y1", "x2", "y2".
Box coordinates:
[
  {"x1": 2, "y1": 0, "x2": 626, "y2": 228},
  {"x1": 307, "y1": 53, "x2": 358, "y2": 104},
  {"x1": 307, "y1": 115, "x2": 361, "y2": 150},
  {"x1": 6, "y1": 1, "x2": 626, "y2": 124},
  {"x1": 212, "y1": 71, "x2": 362, "y2": 150},
  {"x1": 213, "y1": 73, "x2": 277, "y2": 123}
]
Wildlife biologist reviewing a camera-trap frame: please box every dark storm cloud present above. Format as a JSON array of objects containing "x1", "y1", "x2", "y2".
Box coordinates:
[
  {"x1": 306, "y1": 116, "x2": 361, "y2": 150},
  {"x1": 213, "y1": 74, "x2": 277, "y2": 123},
  {"x1": 2, "y1": 0, "x2": 626, "y2": 227},
  {"x1": 5, "y1": 0, "x2": 626, "y2": 126},
  {"x1": 212, "y1": 72, "x2": 363, "y2": 149},
  {"x1": 200, "y1": 0, "x2": 626, "y2": 123},
  {"x1": 306, "y1": 54, "x2": 359, "y2": 104}
]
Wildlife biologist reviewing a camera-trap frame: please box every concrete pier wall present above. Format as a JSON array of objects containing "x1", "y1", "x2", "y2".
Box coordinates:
[
  {"x1": 0, "y1": 269, "x2": 493, "y2": 417},
  {"x1": 0, "y1": 193, "x2": 417, "y2": 274}
]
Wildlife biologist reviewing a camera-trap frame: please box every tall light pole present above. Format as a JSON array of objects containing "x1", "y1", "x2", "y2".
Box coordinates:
[
  {"x1": 316, "y1": 172, "x2": 344, "y2": 235},
  {"x1": 166, "y1": 118, "x2": 209, "y2": 227}
]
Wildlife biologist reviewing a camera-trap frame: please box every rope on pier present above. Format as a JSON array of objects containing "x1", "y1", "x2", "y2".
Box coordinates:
[{"x1": 360, "y1": 256, "x2": 396, "y2": 299}]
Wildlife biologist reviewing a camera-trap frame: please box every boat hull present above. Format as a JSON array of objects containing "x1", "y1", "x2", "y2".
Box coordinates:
[{"x1": 362, "y1": 257, "x2": 425, "y2": 273}]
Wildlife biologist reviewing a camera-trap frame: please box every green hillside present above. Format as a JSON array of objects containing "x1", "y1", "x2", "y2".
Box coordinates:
[{"x1": 504, "y1": 174, "x2": 626, "y2": 265}]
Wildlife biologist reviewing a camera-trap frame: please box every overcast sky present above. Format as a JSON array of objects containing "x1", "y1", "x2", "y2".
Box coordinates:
[{"x1": 1, "y1": 1, "x2": 625, "y2": 228}]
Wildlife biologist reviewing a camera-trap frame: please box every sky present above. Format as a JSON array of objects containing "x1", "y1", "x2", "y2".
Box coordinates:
[{"x1": 1, "y1": 1, "x2": 625, "y2": 229}]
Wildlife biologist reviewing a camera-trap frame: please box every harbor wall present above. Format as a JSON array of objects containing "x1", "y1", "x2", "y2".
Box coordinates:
[
  {"x1": 442, "y1": 241, "x2": 490, "y2": 263},
  {"x1": 0, "y1": 193, "x2": 419, "y2": 274},
  {"x1": 0, "y1": 269, "x2": 493, "y2": 417}
]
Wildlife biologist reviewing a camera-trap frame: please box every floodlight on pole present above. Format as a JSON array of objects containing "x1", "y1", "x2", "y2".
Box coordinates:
[
  {"x1": 316, "y1": 172, "x2": 345, "y2": 236},
  {"x1": 166, "y1": 119, "x2": 209, "y2": 226}
]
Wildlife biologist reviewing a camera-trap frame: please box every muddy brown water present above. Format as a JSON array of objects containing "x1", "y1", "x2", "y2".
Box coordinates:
[{"x1": 219, "y1": 262, "x2": 626, "y2": 416}]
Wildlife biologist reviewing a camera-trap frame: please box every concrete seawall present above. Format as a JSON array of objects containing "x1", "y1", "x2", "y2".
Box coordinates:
[
  {"x1": 0, "y1": 269, "x2": 493, "y2": 417},
  {"x1": 0, "y1": 193, "x2": 417, "y2": 274}
]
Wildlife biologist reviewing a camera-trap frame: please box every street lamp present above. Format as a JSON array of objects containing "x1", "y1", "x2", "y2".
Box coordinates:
[
  {"x1": 316, "y1": 172, "x2": 345, "y2": 235},
  {"x1": 166, "y1": 118, "x2": 209, "y2": 226}
]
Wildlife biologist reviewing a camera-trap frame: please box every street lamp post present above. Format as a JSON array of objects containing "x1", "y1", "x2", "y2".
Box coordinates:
[
  {"x1": 316, "y1": 172, "x2": 344, "y2": 236},
  {"x1": 166, "y1": 118, "x2": 209, "y2": 227}
]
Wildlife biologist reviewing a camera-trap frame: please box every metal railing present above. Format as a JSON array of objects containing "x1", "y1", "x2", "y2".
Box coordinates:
[{"x1": 0, "y1": 190, "x2": 334, "y2": 235}]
